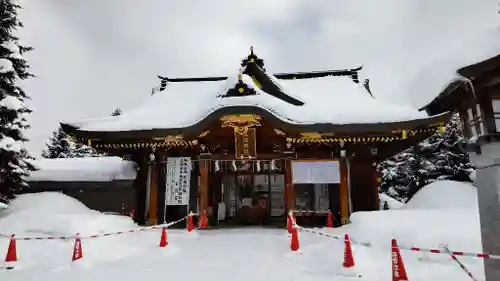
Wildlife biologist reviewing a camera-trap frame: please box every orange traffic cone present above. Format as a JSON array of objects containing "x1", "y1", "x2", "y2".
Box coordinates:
[
  {"x1": 391, "y1": 239, "x2": 408, "y2": 281},
  {"x1": 290, "y1": 227, "x2": 299, "y2": 251},
  {"x1": 72, "y1": 234, "x2": 83, "y2": 262},
  {"x1": 159, "y1": 227, "x2": 168, "y2": 248},
  {"x1": 187, "y1": 212, "x2": 195, "y2": 232},
  {"x1": 343, "y1": 234, "x2": 355, "y2": 268},
  {"x1": 287, "y1": 215, "x2": 293, "y2": 233},
  {"x1": 4, "y1": 234, "x2": 17, "y2": 269},
  {"x1": 200, "y1": 210, "x2": 209, "y2": 229},
  {"x1": 327, "y1": 209, "x2": 334, "y2": 228}
]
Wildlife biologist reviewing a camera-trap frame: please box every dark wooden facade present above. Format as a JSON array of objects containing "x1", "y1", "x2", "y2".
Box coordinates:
[
  {"x1": 62, "y1": 49, "x2": 450, "y2": 226},
  {"x1": 25, "y1": 180, "x2": 135, "y2": 215}
]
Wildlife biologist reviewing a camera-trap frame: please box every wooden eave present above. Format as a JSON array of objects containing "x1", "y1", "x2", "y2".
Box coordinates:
[{"x1": 61, "y1": 105, "x2": 451, "y2": 142}]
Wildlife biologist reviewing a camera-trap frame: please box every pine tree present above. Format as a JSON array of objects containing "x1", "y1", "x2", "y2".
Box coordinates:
[
  {"x1": 378, "y1": 114, "x2": 474, "y2": 202},
  {"x1": 111, "y1": 108, "x2": 122, "y2": 116},
  {"x1": 73, "y1": 142, "x2": 103, "y2": 157},
  {"x1": 41, "y1": 127, "x2": 74, "y2": 158},
  {"x1": 42, "y1": 126, "x2": 105, "y2": 158},
  {"x1": 0, "y1": 1, "x2": 36, "y2": 200}
]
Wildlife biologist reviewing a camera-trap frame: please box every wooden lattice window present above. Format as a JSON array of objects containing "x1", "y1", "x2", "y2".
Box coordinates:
[
  {"x1": 466, "y1": 104, "x2": 485, "y2": 137},
  {"x1": 491, "y1": 98, "x2": 500, "y2": 133}
]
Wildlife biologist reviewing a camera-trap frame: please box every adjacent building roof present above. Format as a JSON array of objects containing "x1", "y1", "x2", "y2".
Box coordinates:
[
  {"x1": 418, "y1": 27, "x2": 500, "y2": 115},
  {"x1": 62, "y1": 49, "x2": 447, "y2": 138}
]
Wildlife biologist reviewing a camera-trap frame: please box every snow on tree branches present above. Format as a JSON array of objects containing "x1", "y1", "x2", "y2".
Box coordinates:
[
  {"x1": 42, "y1": 126, "x2": 105, "y2": 158},
  {"x1": 111, "y1": 108, "x2": 122, "y2": 116},
  {"x1": 0, "y1": 0, "x2": 36, "y2": 201},
  {"x1": 378, "y1": 114, "x2": 475, "y2": 202}
]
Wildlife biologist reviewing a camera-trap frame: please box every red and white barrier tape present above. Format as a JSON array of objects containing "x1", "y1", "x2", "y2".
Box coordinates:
[
  {"x1": 398, "y1": 245, "x2": 500, "y2": 260},
  {"x1": 0, "y1": 213, "x2": 198, "y2": 241},
  {"x1": 444, "y1": 246, "x2": 478, "y2": 281},
  {"x1": 295, "y1": 225, "x2": 371, "y2": 247},
  {"x1": 295, "y1": 225, "x2": 500, "y2": 260}
]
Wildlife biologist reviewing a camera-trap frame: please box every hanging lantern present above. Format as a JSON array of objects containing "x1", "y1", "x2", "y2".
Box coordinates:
[
  {"x1": 256, "y1": 160, "x2": 261, "y2": 172},
  {"x1": 215, "y1": 160, "x2": 220, "y2": 172}
]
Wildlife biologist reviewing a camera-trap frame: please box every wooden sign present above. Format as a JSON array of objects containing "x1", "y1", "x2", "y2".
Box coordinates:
[{"x1": 235, "y1": 128, "x2": 257, "y2": 158}]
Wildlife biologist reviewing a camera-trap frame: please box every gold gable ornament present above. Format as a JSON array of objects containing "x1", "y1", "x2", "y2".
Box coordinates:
[{"x1": 220, "y1": 114, "x2": 262, "y2": 135}]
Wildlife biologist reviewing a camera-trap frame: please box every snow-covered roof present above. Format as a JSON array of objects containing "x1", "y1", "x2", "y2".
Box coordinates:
[
  {"x1": 411, "y1": 26, "x2": 500, "y2": 109},
  {"x1": 27, "y1": 157, "x2": 137, "y2": 182},
  {"x1": 66, "y1": 66, "x2": 430, "y2": 132}
]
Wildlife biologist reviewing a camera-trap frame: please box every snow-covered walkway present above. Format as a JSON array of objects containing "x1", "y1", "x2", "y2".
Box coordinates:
[{"x1": 0, "y1": 181, "x2": 486, "y2": 280}]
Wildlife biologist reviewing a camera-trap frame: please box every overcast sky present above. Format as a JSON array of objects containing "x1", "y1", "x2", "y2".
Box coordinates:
[{"x1": 14, "y1": 0, "x2": 500, "y2": 155}]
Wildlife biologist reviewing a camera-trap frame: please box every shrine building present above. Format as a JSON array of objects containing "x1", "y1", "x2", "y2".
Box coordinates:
[{"x1": 61, "y1": 48, "x2": 450, "y2": 227}]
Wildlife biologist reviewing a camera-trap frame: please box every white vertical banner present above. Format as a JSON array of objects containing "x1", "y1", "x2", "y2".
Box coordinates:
[{"x1": 165, "y1": 157, "x2": 192, "y2": 206}]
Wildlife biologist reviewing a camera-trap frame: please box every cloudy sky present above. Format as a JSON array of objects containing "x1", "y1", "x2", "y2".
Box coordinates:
[{"x1": 14, "y1": 0, "x2": 500, "y2": 155}]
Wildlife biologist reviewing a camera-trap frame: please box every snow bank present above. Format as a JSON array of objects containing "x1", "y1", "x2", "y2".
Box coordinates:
[
  {"x1": 403, "y1": 180, "x2": 477, "y2": 210},
  {"x1": 0, "y1": 192, "x2": 150, "y2": 269},
  {"x1": 346, "y1": 209, "x2": 481, "y2": 253},
  {"x1": 0, "y1": 192, "x2": 136, "y2": 237},
  {"x1": 325, "y1": 180, "x2": 481, "y2": 257},
  {"x1": 28, "y1": 157, "x2": 137, "y2": 182},
  {"x1": 378, "y1": 193, "x2": 404, "y2": 209}
]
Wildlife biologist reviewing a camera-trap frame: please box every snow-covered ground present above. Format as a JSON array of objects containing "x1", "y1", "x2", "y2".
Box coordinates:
[{"x1": 0, "y1": 181, "x2": 483, "y2": 280}]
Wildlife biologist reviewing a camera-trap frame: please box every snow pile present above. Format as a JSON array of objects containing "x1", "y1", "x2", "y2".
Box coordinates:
[
  {"x1": 28, "y1": 157, "x2": 137, "y2": 182},
  {"x1": 336, "y1": 180, "x2": 480, "y2": 253},
  {"x1": 0, "y1": 192, "x2": 153, "y2": 270},
  {"x1": 378, "y1": 193, "x2": 404, "y2": 209},
  {"x1": 402, "y1": 180, "x2": 477, "y2": 210},
  {"x1": 0, "y1": 192, "x2": 136, "y2": 237}
]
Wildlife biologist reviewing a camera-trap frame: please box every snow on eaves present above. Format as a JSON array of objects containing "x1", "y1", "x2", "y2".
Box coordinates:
[
  {"x1": 409, "y1": 26, "x2": 500, "y2": 109},
  {"x1": 27, "y1": 157, "x2": 137, "y2": 182},
  {"x1": 66, "y1": 71, "x2": 429, "y2": 132}
]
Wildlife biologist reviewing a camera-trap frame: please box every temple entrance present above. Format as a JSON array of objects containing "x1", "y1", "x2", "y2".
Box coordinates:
[{"x1": 219, "y1": 173, "x2": 285, "y2": 225}]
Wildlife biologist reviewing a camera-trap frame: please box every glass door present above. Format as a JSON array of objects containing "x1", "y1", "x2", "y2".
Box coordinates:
[
  {"x1": 254, "y1": 175, "x2": 270, "y2": 216},
  {"x1": 269, "y1": 174, "x2": 285, "y2": 216}
]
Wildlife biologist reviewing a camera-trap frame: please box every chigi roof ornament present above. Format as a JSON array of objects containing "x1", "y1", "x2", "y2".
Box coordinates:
[{"x1": 241, "y1": 46, "x2": 265, "y2": 70}]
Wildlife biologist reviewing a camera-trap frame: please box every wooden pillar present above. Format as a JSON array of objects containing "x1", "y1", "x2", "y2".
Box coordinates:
[
  {"x1": 371, "y1": 161, "x2": 380, "y2": 210},
  {"x1": 284, "y1": 159, "x2": 294, "y2": 214},
  {"x1": 198, "y1": 159, "x2": 209, "y2": 215},
  {"x1": 133, "y1": 152, "x2": 148, "y2": 225},
  {"x1": 339, "y1": 158, "x2": 350, "y2": 225},
  {"x1": 147, "y1": 161, "x2": 158, "y2": 225},
  {"x1": 156, "y1": 152, "x2": 167, "y2": 223}
]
